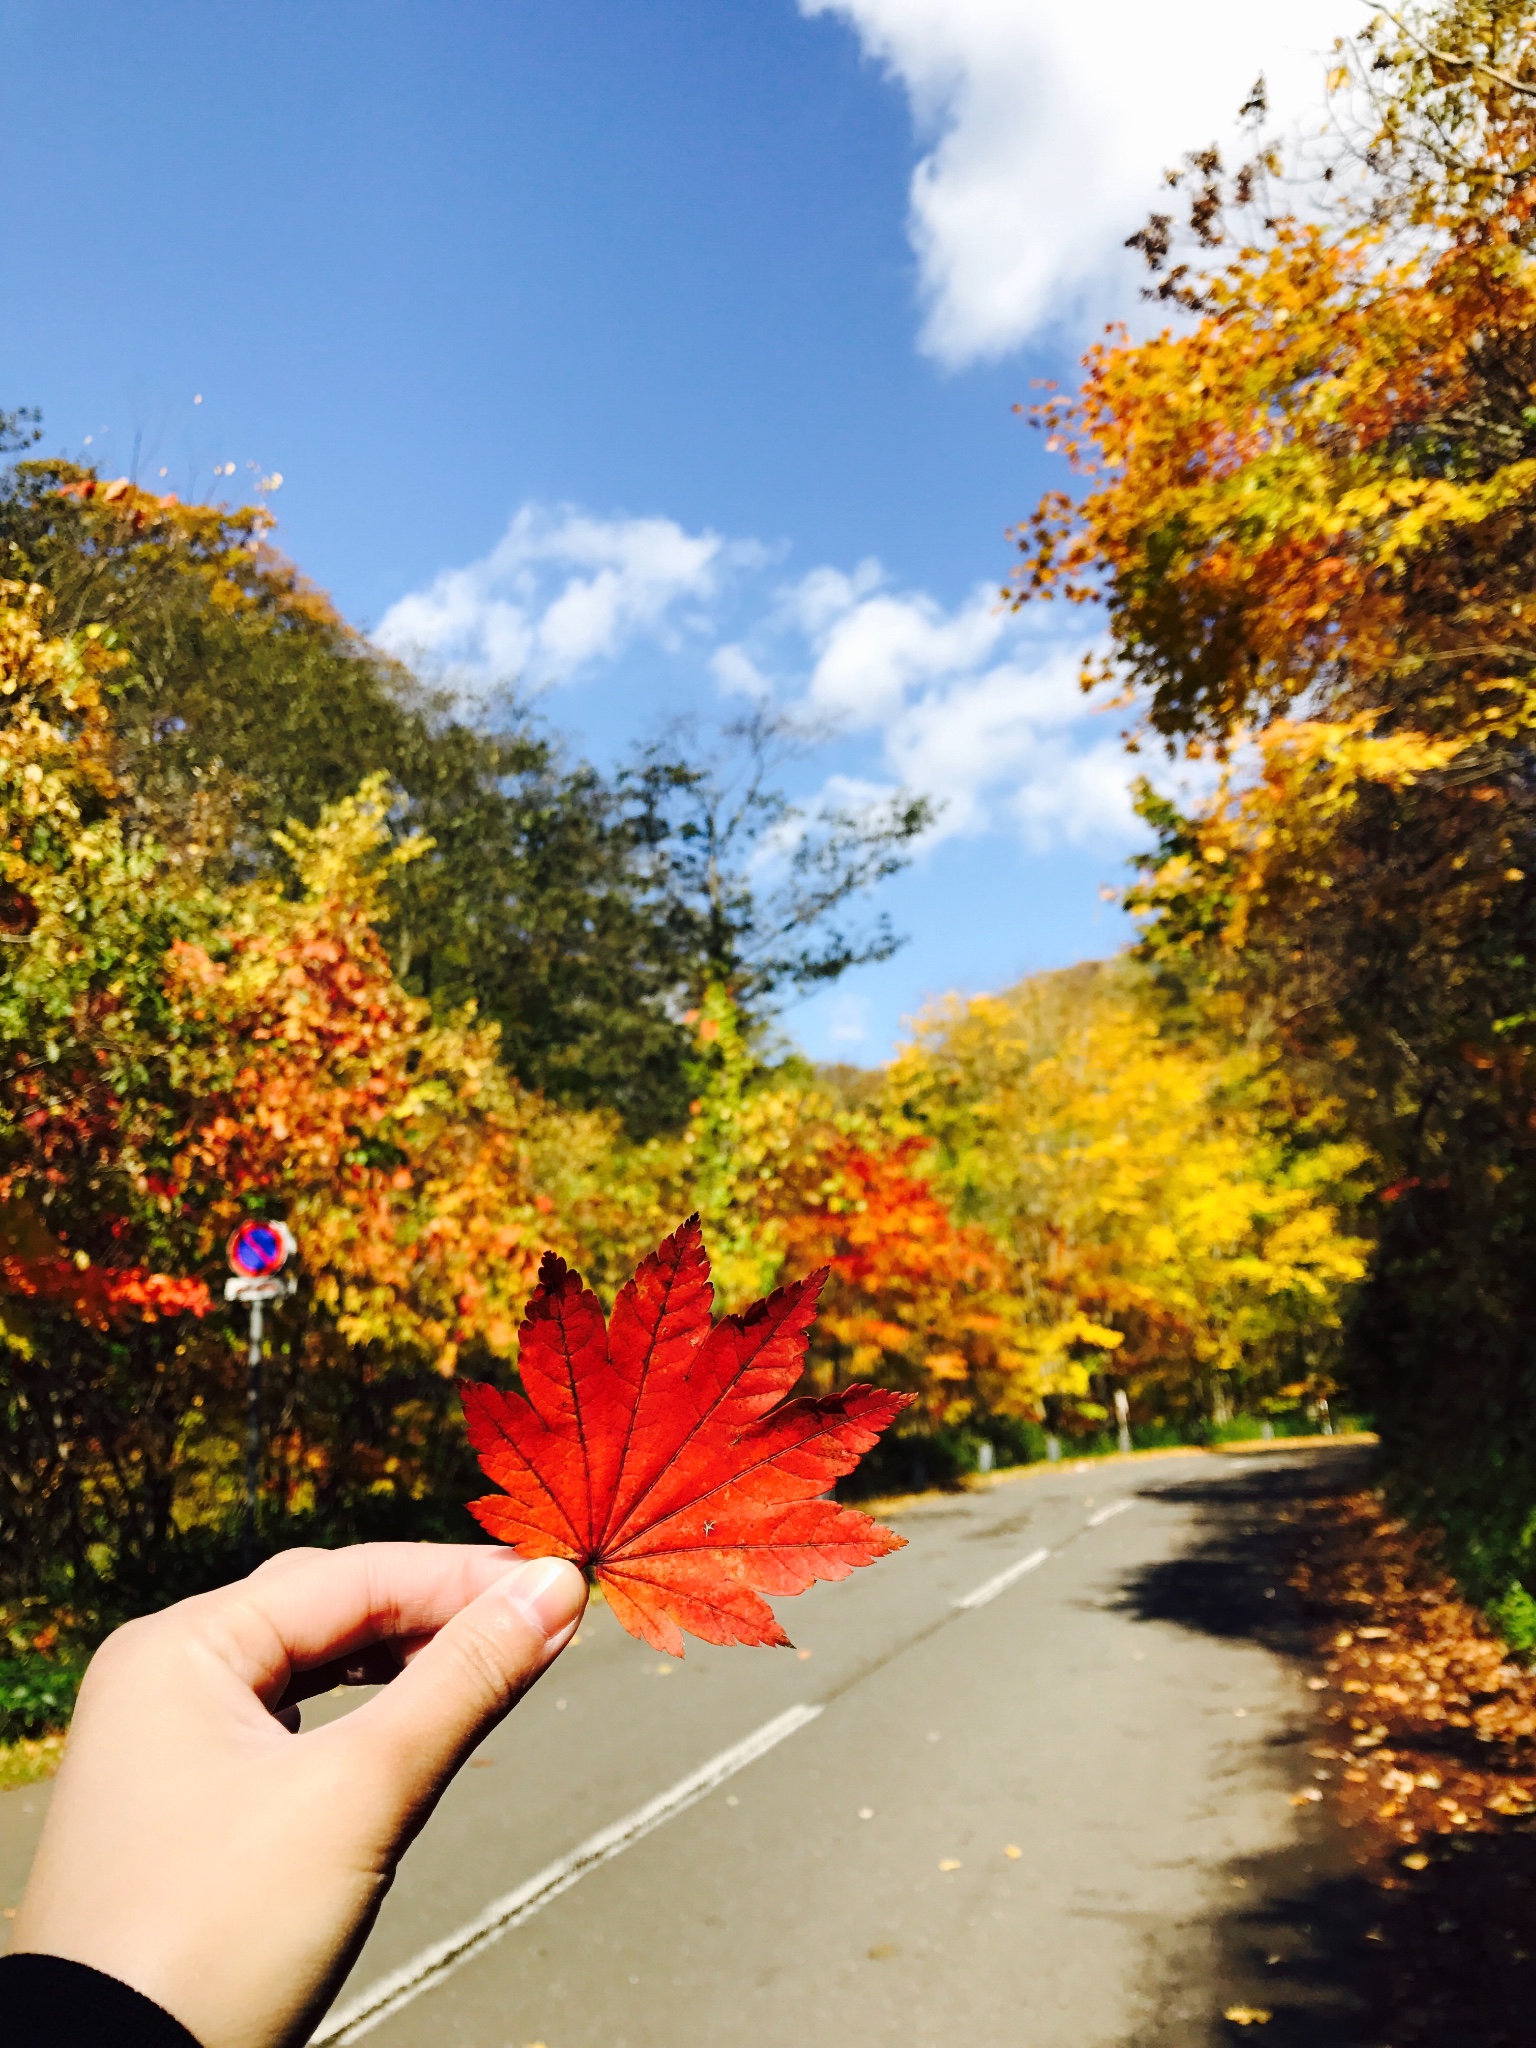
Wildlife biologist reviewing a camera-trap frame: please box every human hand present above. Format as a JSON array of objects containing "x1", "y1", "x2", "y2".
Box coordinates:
[{"x1": 13, "y1": 1544, "x2": 587, "y2": 2048}]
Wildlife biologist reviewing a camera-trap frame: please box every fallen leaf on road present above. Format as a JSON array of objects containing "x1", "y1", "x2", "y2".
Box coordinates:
[
  {"x1": 1282, "y1": 1488, "x2": 1536, "y2": 2041},
  {"x1": 868, "y1": 1943, "x2": 898, "y2": 1959},
  {"x1": 796, "y1": 1648, "x2": 813, "y2": 1660},
  {"x1": 858, "y1": 1806, "x2": 874, "y2": 1819},
  {"x1": 939, "y1": 1858, "x2": 961, "y2": 1871},
  {"x1": 463, "y1": 1218, "x2": 910, "y2": 1653},
  {"x1": 1291, "y1": 1489, "x2": 1536, "y2": 1859},
  {"x1": 1289, "y1": 1787, "x2": 1323, "y2": 1805},
  {"x1": 1004, "y1": 1844, "x2": 1022, "y2": 1859},
  {"x1": 1224, "y1": 2005, "x2": 1272, "y2": 2026}
]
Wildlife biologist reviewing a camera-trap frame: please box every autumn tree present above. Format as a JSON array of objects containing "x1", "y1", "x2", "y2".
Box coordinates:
[
  {"x1": 610, "y1": 984, "x2": 1040, "y2": 1485},
  {"x1": 626, "y1": 711, "x2": 931, "y2": 1008},
  {"x1": 0, "y1": 580, "x2": 226, "y2": 1597},
  {"x1": 0, "y1": 462, "x2": 929, "y2": 1134},
  {"x1": 1012, "y1": 0, "x2": 1536, "y2": 1631},
  {"x1": 0, "y1": 582, "x2": 625, "y2": 1610},
  {"x1": 888, "y1": 964, "x2": 1367, "y2": 1436}
]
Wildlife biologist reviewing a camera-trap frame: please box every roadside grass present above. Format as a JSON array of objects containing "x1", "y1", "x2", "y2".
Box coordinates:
[{"x1": 0, "y1": 1732, "x2": 65, "y2": 1792}]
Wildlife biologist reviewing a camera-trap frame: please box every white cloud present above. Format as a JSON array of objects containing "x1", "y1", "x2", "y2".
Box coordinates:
[
  {"x1": 375, "y1": 503, "x2": 733, "y2": 681},
  {"x1": 800, "y1": 0, "x2": 1364, "y2": 364},
  {"x1": 710, "y1": 642, "x2": 773, "y2": 700},
  {"x1": 826, "y1": 991, "x2": 874, "y2": 1046},
  {"x1": 805, "y1": 583, "x2": 1005, "y2": 725},
  {"x1": 1009, "y1": 734, "x2": 1143, "y2": 850},
  {"x1": 773, "y1": 564, "x2": 1138, "y2": 847},
  {"x1": 379, "y1": 503, "x2": 1145, "y2": 853}
]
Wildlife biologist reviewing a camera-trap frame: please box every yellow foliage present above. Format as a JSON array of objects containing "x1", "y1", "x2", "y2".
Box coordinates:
[{"x1": 889, "y1": 964, "x2": 1369, "y2": 1417}]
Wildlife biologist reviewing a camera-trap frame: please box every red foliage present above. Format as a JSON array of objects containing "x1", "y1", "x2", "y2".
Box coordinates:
[
  {"x1": 462, "y1": 1216, "x2": 910, "y2": 1655},
  {"x1": 779, "y1": 1136, "x2": 1020, "y2": 1407},
  {"x1": 785, "y1": 1136, "x2": 1001, "y2": 1296},
  {"x1": 0, "y1": 1256, "x2": 211, "y2": 1329}
]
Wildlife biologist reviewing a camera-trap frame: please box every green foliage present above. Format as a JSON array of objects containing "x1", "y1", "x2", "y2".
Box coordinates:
[
  {"x1": 0, "y1": 1647, "x2": 85, "y2": 1741},
  {"x1": 0, "y1": 408, "x2": 39, "y2": 455},
  {"x1": 1490, "y1": 1582, "x2": 1536, "y2": 1660},
  {"x1": 837, "y1": 1422, "x2": 985, "y2": 1499},
  {"x1": 981, "y1": 1414, "x2": 1054, "y2": 1466}
]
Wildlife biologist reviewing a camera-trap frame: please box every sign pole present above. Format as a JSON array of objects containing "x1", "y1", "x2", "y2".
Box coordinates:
[
  {"x1": 225, "y1": 1220, "x2": 298, "y2": 1574},
  {"x1": 243, "y1": 1296, "x2": 265, "y2": 1570}
]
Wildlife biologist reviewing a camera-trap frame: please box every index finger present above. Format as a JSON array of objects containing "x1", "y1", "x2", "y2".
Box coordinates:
[{"x1": 192, "y1": 1544, "x2": 523, "y2": 1702}]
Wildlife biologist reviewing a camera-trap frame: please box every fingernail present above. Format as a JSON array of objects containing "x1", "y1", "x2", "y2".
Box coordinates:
[{"x1": 502, "y1": 1556, "x2": 585, "y2": 1641}]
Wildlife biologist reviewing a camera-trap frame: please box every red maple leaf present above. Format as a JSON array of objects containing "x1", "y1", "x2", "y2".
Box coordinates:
[{"x1": 461, "y1": 1216, "x2": 911, "y2": 1654}]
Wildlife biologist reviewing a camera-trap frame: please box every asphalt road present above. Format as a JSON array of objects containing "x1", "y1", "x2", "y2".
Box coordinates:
[{"x1": 0, "y1": 1447, "x2": 1369, "y2": 2047}]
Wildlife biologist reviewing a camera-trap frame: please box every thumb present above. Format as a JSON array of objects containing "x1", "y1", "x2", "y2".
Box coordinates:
[{"x1": 345, "y1": 1556, "x2": 587, "y2": 1827}]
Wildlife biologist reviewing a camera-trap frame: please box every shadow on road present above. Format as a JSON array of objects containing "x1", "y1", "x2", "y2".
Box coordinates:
[{"x1": 1104, "y1": 1448, "x2": 1536, "y2": 2048}]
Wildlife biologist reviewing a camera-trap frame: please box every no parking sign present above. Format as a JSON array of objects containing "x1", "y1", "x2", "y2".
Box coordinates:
[{"x1": 225, "y1": 1220, "x2": 297, "y2": 1302}]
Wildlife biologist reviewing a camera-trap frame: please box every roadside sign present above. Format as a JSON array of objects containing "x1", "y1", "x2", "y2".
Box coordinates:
[
  {"x1": 225, "y1": 1220, "x2": 299, "y2": 1569},
  {"x1": 228, "y1": 1219, "x2": 296, "y2": 1279},
  {"x1": 225, "y1": 1273, "x2": 295, "y2": 1303}
]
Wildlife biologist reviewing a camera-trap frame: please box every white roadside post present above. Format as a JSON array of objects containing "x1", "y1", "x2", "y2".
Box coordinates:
[
  {"x1": 224, "y1": 1222, "x2": 298, "y2": 1567},
  {"x1": 1114, "y1": 1385, "x2": 1132, "y2": 1457}
]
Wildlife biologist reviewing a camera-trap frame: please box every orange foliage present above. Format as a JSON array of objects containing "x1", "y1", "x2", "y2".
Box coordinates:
[
  {"x1": 781, "y1": 1133, "x2": 1025, "y2": 1420},
  {"x1": 1013, "y1": 222, "x2": 1536, "y2": 749}
]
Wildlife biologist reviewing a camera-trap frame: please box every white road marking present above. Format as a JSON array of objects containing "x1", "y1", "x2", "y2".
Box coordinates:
[
  {"x1": 310, "y1": 1703, "x2": 823, "y2": 2045},
  {"x1": 953, "y1": 1545, "x2": 1051, "y2": 1610},
  {"x1": 1087, "y1": 1499, "x2": 1134, "y2": 1528}
]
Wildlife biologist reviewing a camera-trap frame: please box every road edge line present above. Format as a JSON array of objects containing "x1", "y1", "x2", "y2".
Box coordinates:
[{"x1": 311, "y1": 1702, "x2": 824, "y2": 2045}]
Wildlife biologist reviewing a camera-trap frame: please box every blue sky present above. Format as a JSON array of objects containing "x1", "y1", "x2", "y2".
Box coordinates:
[{"x1": 1, "y1": 0, "x2": 1358, "y2": 1061}]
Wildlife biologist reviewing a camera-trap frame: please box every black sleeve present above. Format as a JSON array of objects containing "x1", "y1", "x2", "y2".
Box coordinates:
[{"x1": 0, "y1": 1953, "x2": 204, "y2": 2047}]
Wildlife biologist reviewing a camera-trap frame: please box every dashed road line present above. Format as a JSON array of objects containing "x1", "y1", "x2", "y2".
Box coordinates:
[
  {"x1": 953, "y1": 1546, "x2": 1052, "y2": 1610},
  {"x1": 955, "y1": 1494, "x2": 1141, "y2": 1609},
  {"x1": 1086, "y1": 1498, "x2": 1134, "y2": 1528}
]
